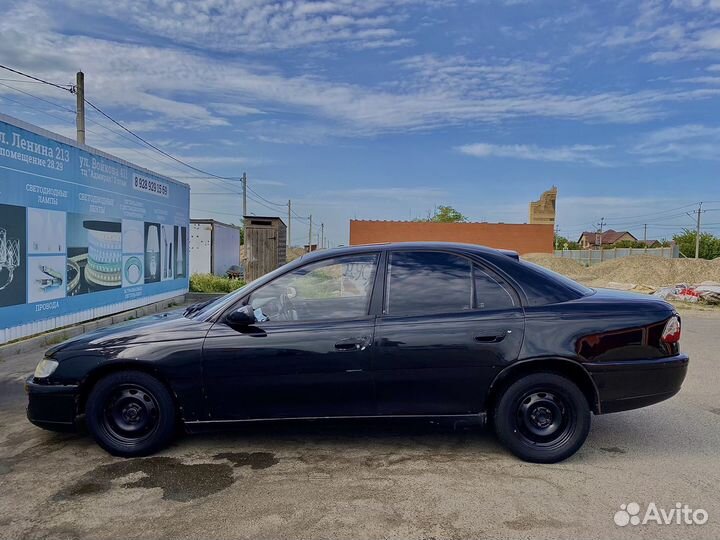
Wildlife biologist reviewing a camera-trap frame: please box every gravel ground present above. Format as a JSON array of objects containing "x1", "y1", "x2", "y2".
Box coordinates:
[{"x1": 0, "y1": 314, "x2": 718, "y2": 540}]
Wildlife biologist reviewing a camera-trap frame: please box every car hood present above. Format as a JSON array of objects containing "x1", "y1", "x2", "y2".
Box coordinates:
[{"x1": 45, "y1": 310, "x2": 210, "y2": 355}]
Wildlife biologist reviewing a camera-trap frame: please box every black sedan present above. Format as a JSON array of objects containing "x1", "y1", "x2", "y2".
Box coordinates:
[{"x1": 26, "y1": 242, "x2": 688, "y2": 463}]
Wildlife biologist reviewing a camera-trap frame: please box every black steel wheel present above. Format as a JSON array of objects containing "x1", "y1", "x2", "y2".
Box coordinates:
[
  {"x1": 86, "y1": 371, "x2": 176, "y2": 457},
  {"x1": 494, "y1": 373, "x2": 590, "y2": 463}
]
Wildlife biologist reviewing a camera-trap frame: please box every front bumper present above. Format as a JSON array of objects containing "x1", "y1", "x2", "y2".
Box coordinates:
[
  {"x1": 587, "y1": 354, "x2": 689, "y2": 414},
  {"x1": 25, "y1": 376, "x2": 80, "y2": 432}
]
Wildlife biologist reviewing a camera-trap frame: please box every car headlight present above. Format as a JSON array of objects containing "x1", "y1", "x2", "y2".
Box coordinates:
[{"x1": 34, "y1": 358, "x2": 59, "y2": 378}]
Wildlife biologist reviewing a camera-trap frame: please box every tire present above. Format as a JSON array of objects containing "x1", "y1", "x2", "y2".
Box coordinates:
[
  {"x1": 85, "y1": 370, "x2": 176, "y2": 457},
  {"x1": 494, "y1": 373, "x2": 590, "y2": 463}
]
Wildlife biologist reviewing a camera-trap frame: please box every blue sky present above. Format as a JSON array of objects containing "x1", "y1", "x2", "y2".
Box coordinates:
[{"x1": 1, "y1": 0, "x2": 720, "y2": 247}]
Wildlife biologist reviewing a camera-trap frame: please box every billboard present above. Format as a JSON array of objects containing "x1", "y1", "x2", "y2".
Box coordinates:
[{"x1": 0, "y1": 114, "x2": 189, "y2": 342}]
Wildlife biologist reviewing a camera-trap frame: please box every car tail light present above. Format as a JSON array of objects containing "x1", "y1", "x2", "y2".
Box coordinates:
[{"x1": 661, "y1": 316, "x2": 681, "y2": 344}]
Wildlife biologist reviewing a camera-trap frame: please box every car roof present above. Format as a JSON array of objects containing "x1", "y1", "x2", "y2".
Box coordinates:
[{"x1": 297, "y1": 241, "x2": 519, "y2": 262}]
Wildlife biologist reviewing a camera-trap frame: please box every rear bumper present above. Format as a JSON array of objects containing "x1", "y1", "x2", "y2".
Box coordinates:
[
  {"x1": 25, "y1": 376, "x2": 80, "y2": 432},
  {"x1": 587, "y1": 354, "x2": 689, "y2": 414}
]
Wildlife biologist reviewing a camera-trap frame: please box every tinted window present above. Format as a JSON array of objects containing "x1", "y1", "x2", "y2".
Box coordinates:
[
  {"x1": 248, "y1": 254, "x2": 378, "y2": 321},
  {"x1": 499, "y1": 260, "x2": 592, "y2": 307},
  {"x1": 474, "y1": 265, "x2": 516, "y2": 310},
  {"x1": 386, "y1": 251, "x2": 471, "y2": 315}
]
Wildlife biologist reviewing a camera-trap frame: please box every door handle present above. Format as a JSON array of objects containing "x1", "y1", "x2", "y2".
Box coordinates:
[
  {"x1": 474, "y1": 331, "x2": 510, "y2": 343},
  {"x1": 335, "y1": 337, "x2": 370, "y2": 351}
]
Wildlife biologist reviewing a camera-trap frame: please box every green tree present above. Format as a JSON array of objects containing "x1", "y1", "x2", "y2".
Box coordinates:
[
  {"x1": 554, "y1": 234, "x2": 581, "y2": 250},
  {"x1": 415, "y1": 205, "x2": 468, "y2": 223},
  {"x1": 672, "y1": 229, "x2": 720, "y2": 259},
  {"x1": 609, "y1": 240, "x2": 650, "y2": 249}
]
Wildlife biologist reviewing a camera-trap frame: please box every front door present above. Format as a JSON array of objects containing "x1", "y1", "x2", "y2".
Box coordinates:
[
  {"x1": 202, "y1": 253, "x2": 380, "y2": 420},
  {"x1": 373, "y1": 250, "x2": 525, "y2": 415}
]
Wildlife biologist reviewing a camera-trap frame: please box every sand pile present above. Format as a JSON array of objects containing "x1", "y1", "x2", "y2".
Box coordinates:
[
  {"x1": 522, "y1": 254, "x2": 587, "y2": 280},
  {"x1": 524, "y1": 254, "x2": 720, "y2": 288},
  {"x1": 586, "y1": 256, "x2": 720, "y2": 286}
]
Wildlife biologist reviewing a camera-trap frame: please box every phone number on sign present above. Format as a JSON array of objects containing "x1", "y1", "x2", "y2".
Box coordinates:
[{"x1": 133, "y1": 174, "x2": 169, "y2": 197}]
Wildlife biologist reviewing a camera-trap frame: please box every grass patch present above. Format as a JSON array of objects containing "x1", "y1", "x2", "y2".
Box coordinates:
[
  {"x1": 45, "y1": 333, "x2": 69, "y2": 345},
  {"x1": 190, "y1": 274, "x2": 246, "y2": 293}
]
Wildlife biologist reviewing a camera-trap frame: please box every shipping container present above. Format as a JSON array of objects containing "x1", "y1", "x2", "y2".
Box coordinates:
[{"x1": 189, "y1": 219, "x2": 242, "y2": 276}]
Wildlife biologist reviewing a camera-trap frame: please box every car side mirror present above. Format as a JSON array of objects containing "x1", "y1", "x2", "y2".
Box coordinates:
[{"x1": 226, "y1": 305, "x2": 256, "y2": 326}]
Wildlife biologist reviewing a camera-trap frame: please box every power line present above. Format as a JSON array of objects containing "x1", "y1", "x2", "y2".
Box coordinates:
[
  {"x1": 244, "y1": 183, "x2": 288, "y2": 208},
  {"x1": 0, "y1": 87, "x2": 192, "y2": 178},
  {"x1": 563, "y1": 202, "x2": 701, "y2": 228},
  {"x1": 0, "y1": 64, "x2": 244, "y2": 186},
  {"x1": 83, "y1": 98, "x2": 236, "y2": 182},
  {"x1": 0, "y1": 64, "x2": 73, "y2": 92},
  {"x1": 1, "y1": 64, "x2": 326, "y2": 232},
  {"x1": 0, "y1": 92, "x2": 74, "y2": 126},
  {"x1": 0, "y1": 78, "x2": 46, "y2": 84},
  {"x1": 0, "y1": 67, "x2": 220, "y2": 184},
  {"x1": 0, "y1": 81, "x2": 76, "y2": 113},
  {"x1": 83, "y1": 98, "x2": 305, "y2": 219}
]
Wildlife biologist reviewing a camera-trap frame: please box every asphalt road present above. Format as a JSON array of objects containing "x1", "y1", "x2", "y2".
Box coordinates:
[{"x1": 1, "y1": 312, "x2": 718, "y2": 540}]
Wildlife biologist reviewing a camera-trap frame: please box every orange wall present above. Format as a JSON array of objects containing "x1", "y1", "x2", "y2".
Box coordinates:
[{"x1": 349, "y1": 220, "x2": 554, "y2": 254}]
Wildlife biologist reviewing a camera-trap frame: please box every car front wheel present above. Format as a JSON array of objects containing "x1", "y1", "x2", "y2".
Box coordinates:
[
  {"x1": 85, "y1": 370, "x2": 176, "y2": 457},
  {"x1": 494, "y1": 373, "x2": 590, "y2": 463}
]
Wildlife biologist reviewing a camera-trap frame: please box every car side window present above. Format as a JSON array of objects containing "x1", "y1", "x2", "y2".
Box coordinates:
[
  {"x1": 474, "y1": 264, "x2": 516, "y2": 310},
  {"x1": 247, "y1": 254, "x2": 378, "y2": 322},
  {"x1": 386, "y1": 251, "x2": 472, "y2": 316}
]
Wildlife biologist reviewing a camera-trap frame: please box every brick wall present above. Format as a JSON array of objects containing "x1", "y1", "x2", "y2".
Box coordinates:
[{"x1": 349, "y1": 220, "x2": 554, "y2": 254}]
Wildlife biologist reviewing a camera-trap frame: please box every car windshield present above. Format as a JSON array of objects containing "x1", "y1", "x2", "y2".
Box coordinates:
[{"x1": 519, "y1": 260, "x2": 594, "y2": 297}]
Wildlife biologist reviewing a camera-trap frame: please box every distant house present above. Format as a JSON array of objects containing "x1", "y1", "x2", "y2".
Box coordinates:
[{"x1": 578, "y1": 229, "x2": 637, "y2": 249}]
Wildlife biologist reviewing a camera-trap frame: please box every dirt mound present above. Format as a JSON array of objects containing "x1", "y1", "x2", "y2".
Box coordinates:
[
  {"x1": 526, "y1": 254, "x2": 720, "y2": 288},
  {"x1": 522, "y1": 253, "x2": 587, "y2": 279},
  {"x1": 584, "y1": 256, "x2": 720, "y2": 286}
]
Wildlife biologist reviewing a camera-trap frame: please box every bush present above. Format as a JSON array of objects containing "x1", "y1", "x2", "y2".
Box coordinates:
[
  {"x1": 190, "y1": 274, "x2": 246, "y2": 293},
  {"x1": 673, "y1": 229, "x2": 720, "y2": 259}
]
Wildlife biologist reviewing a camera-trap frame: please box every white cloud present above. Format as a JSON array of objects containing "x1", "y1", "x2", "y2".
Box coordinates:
[
  {"x1": 329, "y1": 187, "x2": 448, "y2": 200},
  {"x1": 671, "y1": 0, "x2": 720, "y2": 10},
  {"x1": 591, "y1": 0, "x2": 720, "y2": 63},
  {"x1": 53, "y1": 0, "x2": 425, "y2": 52},
  {"x1": 631, "y1": 124, "x2": 720, "y2": 161},
  {"x1": 209, "y1": 103, "x2": 265, "y2": 117},
  {"x1": 457, "y1": 142, "x2": 613, "y2": 166},
  {"x1": 3, "y1": 2, "x2": 720, "y2": 143},
  {"x1": 695, "y1": 28, "x2": 720, "y2": 49}
]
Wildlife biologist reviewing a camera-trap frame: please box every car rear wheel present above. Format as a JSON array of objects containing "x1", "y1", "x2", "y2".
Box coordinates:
[
  {"x1": 494, "y1": 373, "x2": 590, "y2": 463},
  {"x1": 86, "y1": 370, "x2": 176, "y2": 457}
]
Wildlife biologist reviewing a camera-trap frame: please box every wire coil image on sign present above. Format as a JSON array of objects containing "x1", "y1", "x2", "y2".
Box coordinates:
[
  {"x1": 84, "y1": 220, "x2": 122, "y2": 289},
  {"x1": 66, "y1": 215, "x2": 123, "y2": 295},
  {"x1": 0, "y1": 204, "x2": 26, "y2": 307},
  {"x1": 123, "y1": 256, "x2": 143, "y2": 285}
]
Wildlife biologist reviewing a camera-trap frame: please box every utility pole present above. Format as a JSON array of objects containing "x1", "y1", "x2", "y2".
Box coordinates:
[
  {"x1": 694, "y1": 202, "x2": 703, "y2": 259},
  {"x1": 241, "y1": 172, "x2": 247, "y2": 218},
  {"x1": 643, "y1": 223, "x2": 647, "y2": 253},
  {"x1": 287, "y1": 200, "x2": 291, "y2": 248},
  {"x1": 595, "y1": 217, "x2": 606, "y2": 248},
  {"x1": 596, "y1": 217, "x2": 606, "y2": 262},
  {"x1": 75, "y1": 71, "x2": 85, "y2": 145},
  {"x1": 320, "y1": 222, "x2": 324, "y2": 250},
  {"x1": 308, "y1": 214, "x2": 313, "y2": 252}
]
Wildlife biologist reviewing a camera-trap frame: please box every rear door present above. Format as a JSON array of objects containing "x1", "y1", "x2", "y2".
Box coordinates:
[{"x1": 373, "y1": 250, "x2": 524, "y2": 415}]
